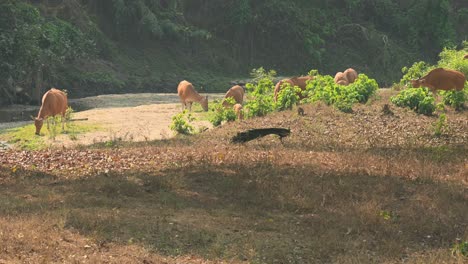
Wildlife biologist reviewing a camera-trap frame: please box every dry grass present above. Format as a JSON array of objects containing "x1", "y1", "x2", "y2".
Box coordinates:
[{"x1": 0, "y1": 89, "x2": 467, "y2": 263}]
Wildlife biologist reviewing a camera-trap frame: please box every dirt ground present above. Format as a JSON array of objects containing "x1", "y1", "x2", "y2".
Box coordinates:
[{"x1": 0, "y1": 93, "x2": 225, "y2": 148}]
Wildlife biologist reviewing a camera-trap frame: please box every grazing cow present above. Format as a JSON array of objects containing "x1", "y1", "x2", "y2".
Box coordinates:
[
  {"x1": 410, "y1": 68, "x2": 466, "y2": 92},
  {"x1": 223, "y1": 85, "x2": 244, "y2": 108},
  {"x1": 34, "y1": 88, "x2": 68, "y2": 135},
  {"x1": 177, "y1": 80, "x2": 208, "y2": 111},
  {"x1": 274, "y1": 76, "x2": 313, "y2": 102},
  {"x1": 334, "y1": 72, "x2": 349, "y2": 85},
  {"x1": 344, "y1": 68, "x2": 358, "y2": 84},
  {"x1": 233, "y1": 103, "x2": 243, "y2": 120},
  {"x1": 463, "y1": 54, "x2": 468, "y2": 60}
]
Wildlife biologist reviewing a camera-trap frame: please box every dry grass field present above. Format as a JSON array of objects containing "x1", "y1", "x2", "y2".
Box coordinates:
[{"x1": 0, "y1": 89, "x2": 467, "y2": 263}]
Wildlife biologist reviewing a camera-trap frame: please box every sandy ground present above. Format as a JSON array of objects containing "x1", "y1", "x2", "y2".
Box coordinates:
[{"x1": 0, "y1": 93, "x2": 225, "y2": 148}]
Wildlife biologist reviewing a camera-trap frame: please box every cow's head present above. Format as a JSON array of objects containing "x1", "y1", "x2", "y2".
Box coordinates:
[
  {"x1": 410, "y1": 79, "x2": 422, "y2": 88},
  {"x1": 201, "y1": 96, "x2": 209, "y2": 112},
  {"x1": 34, "y1": 118, "x2": 44, "y2": 135}
]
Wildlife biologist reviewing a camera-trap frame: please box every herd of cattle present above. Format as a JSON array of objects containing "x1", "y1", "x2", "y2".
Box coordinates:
[{"x1": 32, "y1": 55, "x2": 468, "y2": 135}]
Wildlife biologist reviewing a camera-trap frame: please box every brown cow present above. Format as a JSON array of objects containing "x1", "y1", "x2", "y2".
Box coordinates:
[
  {"x1": 274, "y1": 76, "x2": 313, "y2": 102},
  {"x1": 34, "y1": 88, "x2": 68, "y2": 135},
  {"x1": 177, "y1": 80, "x2": 208, "y2": 112},
  {"x1": 344, "y1": 68, "x2": 358, "y2": 84},
  {"x1": 464, "y1": 54, "x2": 468, "y2": 60},
  {"x1": 410, "y1": 68, "x2": 466, "y2": 92},
  {"x1": 222, "y1": 85, "x2": 244, "y2": 108},
  {"x1": 233, "y1": 103, "x2": 243, "y2": 120},
  {"x1": 334, "y1": 72, "x2": 349, "y2": 86}
]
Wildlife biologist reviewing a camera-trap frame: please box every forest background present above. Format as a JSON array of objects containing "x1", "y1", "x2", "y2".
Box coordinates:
[{"x1": 1, "y1": 0, "x2": 467, "y2": 105}]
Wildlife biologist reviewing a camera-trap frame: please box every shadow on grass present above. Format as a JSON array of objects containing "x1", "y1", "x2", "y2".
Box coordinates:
[{"x1": 0, "y1": 162, "x2": 466, "y2": 263}]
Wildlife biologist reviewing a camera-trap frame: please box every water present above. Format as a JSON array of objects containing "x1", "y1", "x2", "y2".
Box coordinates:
[{"x1": 0, "y1": 105, "x2": 39, "y2": 123}]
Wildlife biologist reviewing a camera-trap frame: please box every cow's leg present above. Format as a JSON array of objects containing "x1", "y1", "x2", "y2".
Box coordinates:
[
  {"x1": 181, "y1": 101, "x2": 186, "y2": 111},
  {"x1": 188, "y1": 102, "x2": 193, "y2": 112}
]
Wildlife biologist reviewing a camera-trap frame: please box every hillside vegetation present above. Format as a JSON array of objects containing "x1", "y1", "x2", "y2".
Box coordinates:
[{"x1": 1, "y1": 0, "x2": 467, "y2": 105}]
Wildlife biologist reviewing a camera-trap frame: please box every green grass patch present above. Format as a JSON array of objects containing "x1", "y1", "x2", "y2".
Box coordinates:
[
  {"x1": 0, "y1": 121, "x2": 100, "y2": 150},
  {"x1": 0, "y1": 124, "x2": 47, "y2": 150}
]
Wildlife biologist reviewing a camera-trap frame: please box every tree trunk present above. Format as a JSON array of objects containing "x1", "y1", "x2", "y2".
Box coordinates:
[{"x1": 32, "y1": 67, "x2": 44, "y2": 105}]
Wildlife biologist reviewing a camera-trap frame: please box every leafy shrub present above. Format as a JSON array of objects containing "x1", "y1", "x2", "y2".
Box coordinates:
[
  {"x1": 437, "y1": 44, "x2": 468, "y2": 76},
  {"x1": 274, "y1": 83, "x2": 301, "y2": 111},
  {"x1": 303, "y1": 73, "x2": 378, "y2": 112},
  {"x1": 210, "y1": 98, "x2": 237, "y2": 127},
  {"x1": 399, "y1": 44, "x2": 468, "y2": 87},
  {"x1": 244, "y1": 68, "x2": 275, "y2": 118},
  {"x1": 249, "y1": 67, "x2": 277, "y2": 84},
  {"x1": 440, "y1": 90, "x2": 466, "y2": 110},
  {"x1": 400, "y1": 61, "x2": 434, "y2": 86},
  {"x1": 170, "y1": 111, "x2": 195, "y2": 135},
  {"x1": 349, "y1": 74, "x2": 380, "y2": 103},
  {"x1": 391, "y1": 88, "x2": 435, "y2": 115},
  {"x1": 244, "y1": 96, "x2": 274, "y2": 118}
]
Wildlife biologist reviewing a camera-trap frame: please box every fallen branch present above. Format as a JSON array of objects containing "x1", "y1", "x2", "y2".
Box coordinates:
[
  {"x1": 231, "y1": 128, "x2": 291, "y2": 143},
  {"x1": 69, "y1": 118, "x2": 88, "y2": 122}
]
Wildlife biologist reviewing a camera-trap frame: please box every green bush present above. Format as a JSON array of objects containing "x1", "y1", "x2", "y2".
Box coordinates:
[
  {"x1": 210, "y1": 98, "x2": 237, "y2": 127},
  {"x1": 170, "y1": 111, "x2": 195, "y2": 135},
  {"x1": 437, "y1": 43, "x2": 468, "y2": 76},
  {"x1": 303, "y1": 73, "x2": 378, "y2": 112},
  {"x1": 440, "y1": 90, "x2": 466, "y2": 110},
  {"x1": 244, "y1": 95, "x2": 274, "y2": 118},
  {"x1": 244, "y1": 68, "x2": 275, "y2": 118},
  {"x1": 391, "y1": 88, "x2": 436, "y2": 115},
  {"x1": 400, "y1": 61, "x2": 434, "y2": 86},
  {"x1": 349, "y1": 74, "x2": 380, "y2": 103},
  {"x1": 399, "y1": 44, "x2": 468, "y2": 87},
  {"x1": 274, "y1": 83, "x2": 301, "y2": 111}
]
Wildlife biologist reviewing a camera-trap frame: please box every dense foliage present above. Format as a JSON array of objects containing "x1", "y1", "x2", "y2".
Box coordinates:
[
  {"x1": 0, "y1": 0, "x2": 467, "y2": 106},
  {"x1": 303, "y1": 73, "x2": 379, "y2": 112},
  {"x1": 395, "y1": 44, "x2": 467, "y2": 112},
  {"x1": 391, "y1": 88, "x2": 436, "y2": 115},
  {"x1": 274, "y1": 83, "x2": 301, "y2": 111},
  {"x1": 244, "y1": 68, "x2": 276, "y2": 118},
  {"x1": 0, "y1": 0, "x2": 95, "y2": 105},
  {"x1": 209, "y1": 98, "x2": 238, "y2": 127}
]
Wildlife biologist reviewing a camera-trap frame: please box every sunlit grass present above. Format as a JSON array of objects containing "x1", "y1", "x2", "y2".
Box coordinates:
[{"x1": 0, "y1": 121, "x2": 100, "y2": 150}]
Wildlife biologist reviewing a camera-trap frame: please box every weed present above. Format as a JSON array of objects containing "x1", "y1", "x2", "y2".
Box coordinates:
[
  {"x1": 433, "y1": 113, "x2": 448, "y2": 137},
  {"x1": 170, "y1": 111, "x2": 195, "y2": 135},
  {"x1": 451, "y1": 240, "x2": 468, "y2": 257},
  {"x1": 46, "y1": 116, "x2": 62, "y2": 140},
  {"x1": 379, "y1": 210, "x2": 393, "y2": 221}
]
